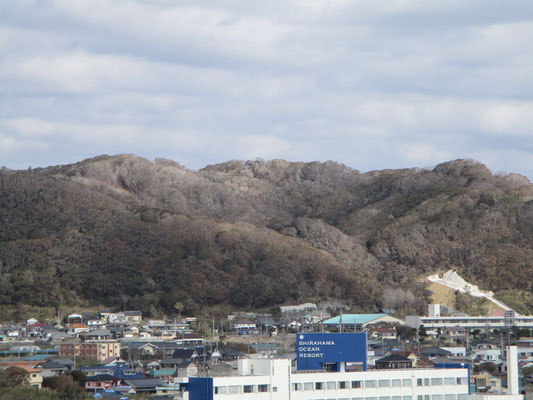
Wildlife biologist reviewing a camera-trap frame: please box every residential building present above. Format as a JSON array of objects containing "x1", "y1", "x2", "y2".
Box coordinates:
[{"x1": 59, "y1": 340, "x2": 121, "y2": 361}]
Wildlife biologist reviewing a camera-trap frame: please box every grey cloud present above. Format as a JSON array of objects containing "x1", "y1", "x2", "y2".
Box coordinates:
[{"x1": 1, "y1": 0, "x2": 533, "y2": 180}]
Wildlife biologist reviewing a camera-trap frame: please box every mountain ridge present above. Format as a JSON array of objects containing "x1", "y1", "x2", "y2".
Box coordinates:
[{"x1": 1, "y1": 154, "x2": 532, "y2": 317}]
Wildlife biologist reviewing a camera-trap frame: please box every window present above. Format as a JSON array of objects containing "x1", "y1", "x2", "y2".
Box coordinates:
[
  {"x1": 444, "y1": 395, "x2": 455, "y2": 400},
  {"x1": 431, "y1": 378, "x2": 442, "y2": 386},
  {"x1": 417, "y1": 379, "x2": 423, "y2": 387},
  {"x1": 457, "y1": 378, "x2": 467, "y2": 385},
  {"x1": 322, "y1": 362, "x2": 337, "y2": 372},
  {"x1": 214, "y1": 386, "x2": 227, "y2": 394},
  {"x1": 352, "y1": 381, "x2": 361, "y2": 389},
  {"x1": 432, "y1": 395, "x2": 443, "y2": 400},
  {"x1": 457, "y1": 395, "x2": 467, "y2": 400},
  {"x1": 392, "y1": 379, "x2": 402, "y2": 387},
  {"x1": 403, "y1": 379, "x2": 412, "y2": 386},
  {"x1": 379, "y1": 380, "x2": 390, "y2": 388},
  {"x1": 403, "y1": 396, "x2": 411, "y2": 400},
  {"x1": 316, "y1": 382, "x2": 324, "y2": 390},
  {"x1": 258, "y1": 384, "x2": 269, "y2": 392},
  {"x1": 379, "y1": 396, "x2": 391, "y2": 400},
  {"x1": 304, "y1": 382, "x2": 313, "y2": 391},
  {"x1": 365, "y1": 380, "x2": 377, "y2": 388},
  {"x1": 424, "y1": 379, "x2": 430, "y2": 386},
  {"x1": 273, "y1": 387, "x2": 277, "y2": 392},
  {"x1": 243, "y1": 385, "x2": 254, "y2": 393},
  {"x1": 292, "y1": 383, "x2": 301, "y2": 391},
  {"x1": 327, "y1": 382, "x2": 336, "y2": 390},
  {"x1": 228, "y1": 386, "x2": 241, "y2": 394},
  {"x1": 339, "y1": 381, "x2": 348, "y2": 389},
  {"x1": 444, "y1": 378, "x2": 455, "y2": 385},
  {"x1": 393, "y1": 396, "x2": 402, "y2": 400}
]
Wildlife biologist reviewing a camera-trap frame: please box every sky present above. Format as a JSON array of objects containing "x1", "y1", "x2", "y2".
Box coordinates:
[{"x1": 2, "y1": 0, "x2": 533, "y2": 179}]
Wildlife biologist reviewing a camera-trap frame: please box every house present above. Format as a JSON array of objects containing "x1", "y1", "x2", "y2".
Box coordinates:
[
  {"x1": 122, "y1": 378, "x2": 165, "y2": 394},
  {"x1": 67, "y1": 313, "x2": 83, "y2": 323},
  {"x1": 419, "y1": 347, "x2": 452, "y2": 359},
  {"x1": 85, "y1": 316, "x2": 104, "y2": 328},
  {"x1": 442, "y1": 326, "x2": 468, "y2": 342},
  {"x1": 79, "y1": 329, "x2": 112, "y2": 341},
  {"x1": 175, "y1": 333, "x2": 204, "y2": 346},
  {"x1": 49, "y1": 358, "x2": 75, "y2": 371},
  {"x1": 148, "y1": 368, "x2": 175, "y2": 383},
  {"x1": 123, "y1": 326, "x2": 139, "y2": 338},
  {"x1": 231, "y1": 320, "x2": 258, "y2": 335},
  {"x1": 375, "y1": 353, "x2": 413, "y2": 369},
  {"x1": 101, "y1": 356, "x2": 127, "y2": 366},
  {"x1": 472, "y1": 347, "x2": 502, "y2": 363},
  {"x1": 80, "y1": 364, "x2": 145, "y2": 382},
  {"x1": 85, "y1": 374, "x2": 121, "y2": 393},
  {"x1": 441, "y1": 347, "x2": 466, "y2": 357},
  {"x1": 392, "y1": 351, "x2": 434, "y2": 368},
  {"x1": 160, "y1": 358, "x2": 189, "y2": 369},
  {"x1": 468, "y1": 373, "x2": 499, "y2": 393},
  {"x1": 175, "y1": 361, "x2": 198, "y2": 377},
  {"x1": 128, "y1": 341, "x2": 182, "y2": 358},
  {"x1": 34, "y1": 360, "x2": 68, "y2": 377},
  {"x1": 67, "y1": 323, "x2": 90, "y2": 335},
  {"x1": 3, "y1": 325, "x2": 20, "y2": 339},
  {"x1": 369, "y1": 326, "x2": 397, "y2": 340},
  {"x1": 107, "y1": 313, "x2": 127, "y2": 324},
  {"x1": 171, "y1": 348, "x2": 200, "y2": 362},
  {"x1": 123, "y1": 311, "x2": 142, "y2": 324},
  {"x1": 220, "y1": 348, "x2": 244, "y2": 361}
]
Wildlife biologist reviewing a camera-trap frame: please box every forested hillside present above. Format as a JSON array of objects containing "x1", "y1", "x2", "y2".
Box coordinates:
[{"x1": 1, "y1": 155, "x2": 532, "y2": 317}]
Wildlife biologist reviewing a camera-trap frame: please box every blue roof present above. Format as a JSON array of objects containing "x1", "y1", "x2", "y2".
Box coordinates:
[{"x1": 323, "y1": 313, "x2": 387, "y2": 325}]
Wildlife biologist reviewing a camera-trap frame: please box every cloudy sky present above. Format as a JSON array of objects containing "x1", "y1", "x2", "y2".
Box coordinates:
[{"x1": 2, "y1": 1, "x2": 533, "y2": 179}]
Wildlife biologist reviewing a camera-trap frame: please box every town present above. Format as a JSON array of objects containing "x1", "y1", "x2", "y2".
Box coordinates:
[{"x1": 1, "y1": 301, "x2": 533, "y2": 400}]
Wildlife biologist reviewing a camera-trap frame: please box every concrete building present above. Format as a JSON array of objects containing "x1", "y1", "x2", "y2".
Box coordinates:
[
  {"x1": 178, "y1": 357, "x2": 470, "y2": 400},
  {"x1": 323, "y1": 314, "x2": 405, "y2": 331},
  {"x1": 405, "y1": 315, "x2": 533, "y2": 330},
  {"x1": 177, "y1": 332, "x2": 470, "y2": 400},
  {"x1": 58, "y1": 340, "x2": 120, "y2": 361}
]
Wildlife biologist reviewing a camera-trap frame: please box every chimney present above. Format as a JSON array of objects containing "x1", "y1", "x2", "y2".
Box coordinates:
[{"x1": 506, "y1": 345, "x2": 519, "y2": 395}]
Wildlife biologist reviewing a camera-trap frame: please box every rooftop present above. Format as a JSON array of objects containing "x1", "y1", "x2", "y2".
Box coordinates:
[{"x1": 323, "y1": 313, "x2": 388, "y2": 325}]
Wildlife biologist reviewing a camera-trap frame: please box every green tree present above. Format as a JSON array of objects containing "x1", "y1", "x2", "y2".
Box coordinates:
[
  {"x1": 418, "y1": 325, "x2": 428, "y2": 337},
  {"x1": 42, "y1": 374, "x2": 88, "y2": 400},
  {"x1": 0, "y1": 367, "x2": 28, "y2": 388}
]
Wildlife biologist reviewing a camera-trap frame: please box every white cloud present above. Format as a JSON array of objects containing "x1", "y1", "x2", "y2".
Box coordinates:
[{"x1": 2, "y1": 0, "x2": 533, "y2": 179}]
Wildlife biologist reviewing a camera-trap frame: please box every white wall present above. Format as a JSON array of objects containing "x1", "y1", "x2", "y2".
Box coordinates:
[{"x1": 208, "y1": 358, "x2": 469, "y2": 400}]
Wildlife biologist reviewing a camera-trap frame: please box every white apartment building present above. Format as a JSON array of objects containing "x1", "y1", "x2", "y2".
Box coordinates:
[
  {"x1": 178, "y1": 358, "x2": 470, "y2": 400},
  {"x1": 405, "y1": 315, "x2": 533, "y2": 330}
]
